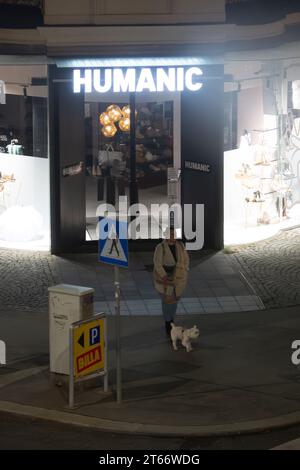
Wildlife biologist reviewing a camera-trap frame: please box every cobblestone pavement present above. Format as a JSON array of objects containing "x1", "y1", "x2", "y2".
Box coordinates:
[
  {"x1": 233, "y1": 227, "x2": 300, "y2": 309},
  {"x1": 0, "y1": 249, "x2": 54, "y2": 311},
  {"x1": 2, "y1": 227, "x2": 300, "y2": 313},
  {"x1": 0, "y1": 247, "x2": 260, "y2": 314}
]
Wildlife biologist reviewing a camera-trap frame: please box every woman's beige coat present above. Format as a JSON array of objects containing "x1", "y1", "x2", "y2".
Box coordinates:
[{"x1": 153, "y1": 240, "x2": 189, "y2": 299}]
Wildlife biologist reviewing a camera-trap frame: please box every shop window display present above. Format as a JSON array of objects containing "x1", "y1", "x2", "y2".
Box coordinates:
[
  {"x1": 224, "y1": 59, "x2": 300, "y2": 245},
  {"x1": 0, "y1": 65, "x2": 49, "y2": 250},
  {"x1": 235, "y1": 127, "x2": 284, "y2": 227}
]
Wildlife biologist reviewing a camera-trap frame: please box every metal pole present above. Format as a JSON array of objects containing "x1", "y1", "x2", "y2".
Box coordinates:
[
  {"x1": 115, "y1": 177, "x2": 119, "y2": 213},
  {"x1": 129, "y1": 92, "x2": 138, "y2": 205},
  {"x1": 104, "y1": 316, "x2": 108, "y2": 393},
  {"x1": 69, "y1": 326, "x2": 74, "y2": 408},
  {"x1": 114, "y1": 265, "x2": 121, "y2": 403}
]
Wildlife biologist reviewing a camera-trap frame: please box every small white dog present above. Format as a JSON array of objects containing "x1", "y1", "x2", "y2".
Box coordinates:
[{"x1": 170, "y1": 323, "x2": 200, "y2": 352}]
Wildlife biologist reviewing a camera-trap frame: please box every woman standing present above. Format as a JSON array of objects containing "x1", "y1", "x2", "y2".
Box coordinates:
[{"x1": 153, "y1": 228, "x2": 189, "y2": 336}]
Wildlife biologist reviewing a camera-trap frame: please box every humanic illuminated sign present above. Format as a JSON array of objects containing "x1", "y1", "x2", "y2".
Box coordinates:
[{"x1": 73, "y1": 67, "x2": 203, "y2": 94}]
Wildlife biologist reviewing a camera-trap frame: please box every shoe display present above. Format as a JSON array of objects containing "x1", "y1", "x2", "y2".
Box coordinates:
[
  {"x1": 257, "y1": 211, "x2": 271, "y2": 225},
  {"x1": 245, "y1": 190, "x2": 265, "y2": 203},
  {"x1": 254, "y1": 145, "x2": 270, "y2": 166},
  {"x1": 235, "y1": 163, "x2": 254, "y2": 179},
  {"x1": 149, "y1": 164, "x2": 161, "y2": 172}
]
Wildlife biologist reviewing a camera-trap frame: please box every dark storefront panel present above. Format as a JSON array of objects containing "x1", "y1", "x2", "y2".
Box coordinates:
[
  {"x1": 181, "y1": 65, "x2": 224, "y2": 250},
  {"x1": 49, "y1": 66, "x2": 86, "y2": 253},
  {"x1": 58, "y1": 81, "x2": 86, "y2": 252}
]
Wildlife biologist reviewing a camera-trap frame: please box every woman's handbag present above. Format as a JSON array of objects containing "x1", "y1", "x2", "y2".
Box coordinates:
[
  {"x1": 164, "y1": 292, "x2": 178, "y2": 304},
  {"x1": 163, "y1": 281, "x2": 177, "y2": 304},
  {"x1": 98, "y1": 144, "x2": 123, "y2": 167},
  {"x1": 6, "y1": 139, "x2": 24, "y2": 155}
]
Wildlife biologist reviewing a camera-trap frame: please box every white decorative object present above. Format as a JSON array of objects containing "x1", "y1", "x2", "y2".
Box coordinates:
[
  {"x1": 0, "y1": 205, "x2": 43, "y2": 242},
  {"x1": 240, "y1": 132, "x2": 251, "y2": 149},
  {"x1": 290, "y1": 117, "x2": 300, "y2": 149},
  {"x1": 292, "y1": 80, "x2": 300, "y2": 109},
  {"x1": 289, "y1": 203, "x2": 300, "y2": 219},
  {"x1": 0, "y1": 80, "x2": 5, "y2": 105}
]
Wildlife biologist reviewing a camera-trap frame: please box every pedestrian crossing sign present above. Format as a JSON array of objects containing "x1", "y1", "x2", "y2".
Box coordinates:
[{"x1": 99, "y1": 217, "x2": 129, "y2": 268}]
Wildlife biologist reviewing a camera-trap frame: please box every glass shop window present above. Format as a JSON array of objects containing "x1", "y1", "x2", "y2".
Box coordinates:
[
  {"x1": 0, "y1": 65, "x2": 49, "y2": 250},
  {"x1": 84, "y1": 93, "x2": 176, "y2": 241}
]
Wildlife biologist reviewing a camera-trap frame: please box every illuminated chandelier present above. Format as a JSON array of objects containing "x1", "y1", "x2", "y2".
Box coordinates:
[
  {"x1": 99, "y1": 104, "x2": 135, "y2": 137},
  {"x1": 101, "y1": 122, "x2": 117, "y2": 138}
]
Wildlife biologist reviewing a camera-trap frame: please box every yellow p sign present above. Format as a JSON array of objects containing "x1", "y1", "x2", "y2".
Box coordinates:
[{"x1": 73, "y1": 318, "x2": 105, "y2": 378}]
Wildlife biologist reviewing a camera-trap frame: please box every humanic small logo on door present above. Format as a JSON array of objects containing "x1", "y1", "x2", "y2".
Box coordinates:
[
  {"x1": 291, "y1": 340, "x2": 300, "y2": 365},
  {"x1": 0, "y1": 340, "x2": 6, "y2": 365}
]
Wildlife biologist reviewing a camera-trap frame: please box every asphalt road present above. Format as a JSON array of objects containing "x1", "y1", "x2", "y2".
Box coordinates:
[{"x1": 1, "y1": 412, "x2": 300, "y2": 450}]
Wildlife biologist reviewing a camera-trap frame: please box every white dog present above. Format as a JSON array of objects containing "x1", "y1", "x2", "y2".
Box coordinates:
[{"x1": 170, "y1": 323, "x2": 200, "y2": 352}]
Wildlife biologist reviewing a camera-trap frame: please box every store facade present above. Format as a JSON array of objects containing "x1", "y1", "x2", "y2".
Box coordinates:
[
  {"x1": 1, "y1": 2, "x2": 300, "y2": 253},
  {"x1": 2, "y1": 53, "x2": 300, "y2": 253},
  {"x1": 48, "y1": 59, "x2": 224, "y2": 254},
  {"x1": 49, "y1": 52, "x2": 300, "y2": 253}
]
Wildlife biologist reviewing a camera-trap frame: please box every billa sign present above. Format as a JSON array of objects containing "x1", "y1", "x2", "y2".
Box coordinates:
[
  {"x1": 73, "y1": 67, "x2": 203, "y2": 94},
  {"x1": 73, "y1": 317, "x2": 105, "y2": 378}
]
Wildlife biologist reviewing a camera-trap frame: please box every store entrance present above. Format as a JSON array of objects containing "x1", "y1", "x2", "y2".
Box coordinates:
[{"x1": 84, "y1": 90, "x2": 181, "y2": 241}]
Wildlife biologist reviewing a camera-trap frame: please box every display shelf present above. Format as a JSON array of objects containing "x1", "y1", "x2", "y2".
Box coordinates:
[
  {"x1": 245, "y1": 200, "x2": 265, "y2": 203},
  {"x1": 281, "y1": 175, "x2": 296, "y2": 180},
  {"x1": 253, "y1": 162, "x2": 272, "y2": 166},
  {"x1": 90, "y1": 99, "x2": 174, "y2": 191},
  {"x1": 136, "y1": 156, "x2": 172, "y2": 168}
]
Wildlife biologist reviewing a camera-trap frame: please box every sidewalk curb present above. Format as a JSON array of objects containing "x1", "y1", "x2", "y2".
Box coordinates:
[
  {"x1": 272, "y1": 437, "x2": 300, "y2": 450},
  {"x1": 0, "y1": 366, "x2": 48, "y2": 389},
  {"x1": 1, "y1": 400, "x2": 300, "y2": 437}
]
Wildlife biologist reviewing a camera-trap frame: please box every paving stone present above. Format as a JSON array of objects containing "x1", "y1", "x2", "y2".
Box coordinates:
[
  {"x1": 221, "y1": 306, "x2": 241, "y2": 312},
  {"x1": 181, "y1": 297, "x2": 199, "y2": 303},
  {"x1": 2, "y1": 236, "x2": 288, "y2": 315},
  {"x1": 241, "y1": 306, "x2": 259, "y2": 311},
  {"x1": 185, "y1": 306, "x2": 204, "y2": 313},
  {"x1": 232, "y1": 228, "x2": 300, "y2": 309},
  {"x1": 203, "y1": 307, "x2": 223, "y2": 313}
]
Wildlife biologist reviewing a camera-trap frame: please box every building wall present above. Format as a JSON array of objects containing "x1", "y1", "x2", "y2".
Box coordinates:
[
  {"x1": 237, "y1": 85, "x2": 264, "y2": 146},
  {"x1": 43, "y1": 0, "x2": 225, "y2": 25}
]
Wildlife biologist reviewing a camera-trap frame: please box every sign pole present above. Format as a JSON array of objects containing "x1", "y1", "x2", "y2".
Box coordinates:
[
  {"x1": 104, "y1": 316, "x2": 108, "y2": 393},
  {"x1": 115, "y1": 264, "x2": 122, "y2": 403},
  {"x1": 114, "y1": 177, "x2": 122, "y2": 404},
  {"x1": 99, "y1": 184, "x2": 128, "y2": 404},
  {"x1": 69, "y1": 326, "x2": 75, "y2": 409}
]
